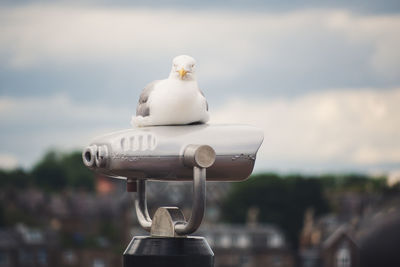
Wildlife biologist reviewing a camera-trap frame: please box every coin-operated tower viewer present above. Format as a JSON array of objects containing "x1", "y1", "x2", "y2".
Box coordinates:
[{"x1": 83, "y1": 55, "x2": 264, "y2": 267}]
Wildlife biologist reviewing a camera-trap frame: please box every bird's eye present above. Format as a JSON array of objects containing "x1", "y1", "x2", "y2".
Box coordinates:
[{"x1": 191, "y1": 64, "x2": 194, "y2": 67}]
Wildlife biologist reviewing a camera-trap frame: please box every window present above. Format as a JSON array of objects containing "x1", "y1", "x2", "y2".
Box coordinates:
[
  {"x1": 272, "y1": 256, "x2": 282, "y2": 267},
  {"x1": 0, "y1": 252, "x2": 10, "y2": 267},
  {"x1": 18, "y1": 249, "x2": 34, "y2": 264},
  {"x1": 37, "y1": 250, "x2": 48, "y2": 266},
  {"x1": 218, "y1": 234, "x2": 232, "y2": 248},
  {"x1": 239, "y1": 254, "x2": 249, "y2": 266},
  {"x1": 93, "y1": 259, "x2": 105, "y2": 267},
  {"x1": 253, "y1": 234, "x2": 267, "y2": 248},
  {"x1": 236, "y1": 234, "x2": 250, "y2": 249},
  {"x1": 335, "y1": 243, "x2": 351, "y2": 267},
  {"x1": 268, "y1": 233, "x2": 284, "y2": 248},
  {"x1": 62, "y1": 250, "x2": 77, "y2": 265}
]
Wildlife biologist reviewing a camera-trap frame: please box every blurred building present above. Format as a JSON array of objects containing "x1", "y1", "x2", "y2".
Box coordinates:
[
  {"x1": 0, "y1": 224, "x2": 58, "y2": 267},
  {"x1": 0, "y1": 175, "x2": 133, "y2": 267},
  {"x1": 198, "y1": 224, "x2": 294, "y2": 267},
  {"x1": 299, "y1": 195, "x2": 400, "y2": 267}
]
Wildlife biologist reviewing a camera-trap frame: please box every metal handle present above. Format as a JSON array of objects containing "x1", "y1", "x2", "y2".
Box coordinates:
[
  {"x1": 174, "y1": 166, "x2": 205, "y2": 235},
  {"x1": 132, "y1": 144, "x2": 215, "y2": 236},
  {"x1": 134, "y1": 179, "x2": 152, "y2": 231}
]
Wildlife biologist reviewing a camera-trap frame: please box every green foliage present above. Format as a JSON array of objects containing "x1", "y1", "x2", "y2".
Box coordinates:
[
  {"x1": 0, "y1": 204, "x2": 4, "y2": 227},
  {"x1": 99, "y1": 220, "x2": 119, "y2": 243},
  {"x1": 319, "y1": 173, "x2": 388, "y2": 193},
  {"x1": 221, "y1": 173, "x2": 330, "y2": 248},
  {"x1": 61, "y1": 151, "x2": 95, "y2": 190},
  {"x1": 32, "y1": 151, "x2": 68, "y2": 191},
  {"x1": 3, "y1": 203, "x2": 39, "y2": 227},
  {"x1": 31, "y1": 150, "x2": 95, "y2": 192},
  {"x1": 0, "y1": 150, "x2": 94, "y2": 192},
  {"x1": 0, "y1": 168, "x2": 33, "y2": 188}
]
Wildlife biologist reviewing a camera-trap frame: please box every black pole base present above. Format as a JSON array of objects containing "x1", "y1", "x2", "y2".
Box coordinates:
[{"x1": 123, "y1": 236, "x2": 214, "y2": 267}]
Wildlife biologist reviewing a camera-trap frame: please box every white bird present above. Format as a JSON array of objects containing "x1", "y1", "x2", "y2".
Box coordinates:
[{"x1": 131, "y1": 55, "x2": 209, "y2": 127}]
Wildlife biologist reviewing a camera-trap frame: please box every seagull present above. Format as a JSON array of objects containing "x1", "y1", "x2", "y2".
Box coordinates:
[{"x1": 131, "y1": 55, "x2": 209, "y2": 127}]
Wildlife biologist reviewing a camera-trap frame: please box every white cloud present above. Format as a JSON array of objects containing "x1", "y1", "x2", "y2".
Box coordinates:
[
  {"x1": 387, "y1": 170, "x2": 400, "y2": 187},
  {"x1": 326, "y1": 11, "x2": 400, "y2": 79},
  {"x1": 0, "y1": 5, "x2": 399, "y2": 81},
  {"x1": 0, "y1": 153, "x2": 19, "y2": 170},
  {"x1": 210, "y1": 88, "x2": 400, "y2": 172}
]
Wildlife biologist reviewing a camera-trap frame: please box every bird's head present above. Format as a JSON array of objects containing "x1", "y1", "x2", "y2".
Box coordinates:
[{"x1": 169, "y1": 55, "x2": 197, "y2": 81}]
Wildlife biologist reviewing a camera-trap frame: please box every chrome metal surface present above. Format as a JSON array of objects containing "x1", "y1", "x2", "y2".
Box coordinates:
[
  {"x1": 135, "y1": 180, "x2": 151, "y2": 231},
  {"x1": 82, "y1": 145, "x2": 97, "y2": 168},
  {"x1": 83, "y1": 124, "x2": 263, "y2": 181},
  {"x1": 95, "y1": 145, "x2": 108, "y2": 168},
  {"x1": 175, "y1": 166, "x2": 206, "y2": 235},
  {"x1": 84, "y1": 124, "x2": 264, "y2": 235},
  {"x1": 150, "y1": 207, "x2": 186, "y2": 237},
  {"x1": 133, "y1": 166, "x2": 207, "y2": 236}
]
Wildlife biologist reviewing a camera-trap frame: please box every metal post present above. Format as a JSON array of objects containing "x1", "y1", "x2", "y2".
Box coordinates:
[
  {"x1": 123, "y1": 145, "x2": 215, "y2": 267},
  {"x1": 123, "y1": 236, "x2": 214, "y2": 267}
]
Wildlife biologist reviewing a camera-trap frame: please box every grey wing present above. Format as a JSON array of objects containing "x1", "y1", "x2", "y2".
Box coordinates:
[
  {"x1": 199, "y1": 89, "x2": 209, "y2": 111},
  {"x1": 136, "y1": 80, "x2": 159, "y2": 117}
]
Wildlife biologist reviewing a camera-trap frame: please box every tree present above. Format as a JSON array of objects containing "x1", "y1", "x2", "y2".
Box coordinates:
[
  {"x1": 0, "y1": 168, "x2": 32, "y2": 188},
  {"x1": 0, "y1": 150, "x2": 95, "y2": 192},
  {"x1": 62, "y1": 151, "x2": 95, "y2": 191},
  {"x1": 32, "y1": 151, "x2": 68, "y2": 191}
]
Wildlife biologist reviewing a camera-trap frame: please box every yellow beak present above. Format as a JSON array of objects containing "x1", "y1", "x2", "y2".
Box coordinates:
[{"x1": 178, "y1": 68, "x2": 187, "y2": 79}]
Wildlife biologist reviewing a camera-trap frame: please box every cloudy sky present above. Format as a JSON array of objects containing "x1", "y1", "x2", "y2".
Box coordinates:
[{"x1": 0, "y1": 0, "x2": 399, "y2": 174}]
